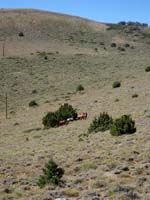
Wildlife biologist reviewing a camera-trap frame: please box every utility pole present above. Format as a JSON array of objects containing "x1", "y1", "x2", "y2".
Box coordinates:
[
  {"x1": 0, "y1": 38, "x2": 6, "y2": 57},
  {"x1": 5, "y1": 92, "x2": 8, "y2": 119},
  {"x1": 2, "y1": 42, "x2": 5, "y2": 57}
]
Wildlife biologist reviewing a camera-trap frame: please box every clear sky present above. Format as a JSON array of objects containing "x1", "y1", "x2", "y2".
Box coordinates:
[{"x1": 0, "y1": 0, "x2": 150, "y2": 24}]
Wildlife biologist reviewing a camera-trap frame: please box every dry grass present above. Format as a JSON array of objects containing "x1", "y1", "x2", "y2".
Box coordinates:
[{"x1": 0, "y1": 9, "x2": 150, "y2": 200}]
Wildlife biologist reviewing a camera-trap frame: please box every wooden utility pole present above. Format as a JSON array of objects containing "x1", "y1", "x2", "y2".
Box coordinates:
[
  {"x1": 2, "y1": 42, "x2": 5, "y2": 57},
  {"x1": 0, "y1": 39, "x2": 6, "y2": 57},
  {"x1": 6, "y1": 92, "x2": 8, "y2": 119}
]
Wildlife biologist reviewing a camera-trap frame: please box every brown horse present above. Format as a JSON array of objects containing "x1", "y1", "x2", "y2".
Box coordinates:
[
  {"x1": 77, "y1": 112, "x2": 87, "y2": 120},
  {"x1": 59, "y1": 120, "x2": 67, "y2": 126}
]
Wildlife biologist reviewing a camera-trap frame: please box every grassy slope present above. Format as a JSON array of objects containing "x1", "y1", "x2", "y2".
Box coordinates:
[{"x1": 0, "y1": 9, "x2": 150, "y2": 199}]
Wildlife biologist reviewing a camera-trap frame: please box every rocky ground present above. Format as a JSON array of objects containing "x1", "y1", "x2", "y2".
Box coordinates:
[{"x1": 0, "y1": 77, "x2": 150, "y2": 199}]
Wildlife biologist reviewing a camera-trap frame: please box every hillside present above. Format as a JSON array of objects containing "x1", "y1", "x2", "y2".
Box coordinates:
[{"x1": 0, "y1": 9, "x2": 150, "y2": 200}]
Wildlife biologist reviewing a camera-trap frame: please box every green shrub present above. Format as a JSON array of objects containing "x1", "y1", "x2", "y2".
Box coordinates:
[
  {"x1": 56, "y1": 103, "x2": 77, "y2": 121},
  {"x1": 110, "y1": 115, "x2": 136, "y2": 136},
  {"x1": 42, "y1": 103, "x2": 77, "y2": 128},
  {"x1": 88, "y1": 112, "x2": 113, "y2": 133},
  {"x1": 115, "y1": 98, "x2": 119, "y2": 102},
  {"x1": 111, "y1": 43, "x2": 117, "y2": 47},
  {"x1": 94, "y1": 47, "x2": 98, "y2": 52},
  {"x1": 29, "y1": 100, "x2": 38, "y2": 107},
  {"x1": 76, "y1": 84, "x2": 84, "y2": 92},
  {"x1": 118, "y1": 21, "x2": 126, "y2": 25},
  {"x1": 32, "y1": 89, "x2": 37, "y2": 94},
  {"x1": 44, "y1": 55, "x2": 48, "y2": 60},
  {"x1": 132, "y1": 93, "x2": 138, "y2": 98},
  {"x1": 145, "y1": 66, "x2": 150, "y2": 72},
  {"x1": 42, "y1": 112, "x2": 59, "y2": 128},
  {"x1": 112, "y1": 81, "x2": 121, "y2": 88},
  {"x1": 124, "y1": 43, "x2": 130, "y2": 48},
  {"x1": 18, "y1": 32, "x2": 24, "y2": 37},
  {"x1": 37, "y1": 159, "x2": 64, "y2": 188},
  {"x1": 117, "y1": 47, "x2": 125, "y2": 51}
]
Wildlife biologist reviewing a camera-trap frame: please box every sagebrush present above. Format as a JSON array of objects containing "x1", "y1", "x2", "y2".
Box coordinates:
[
  {"x1": 76, "y1": 84, "x2": 84, "y2": 91},
  {"x1": 112, "y1": 81, "x2": 121, "y2": 88},
  {"x1": 110, "y1": 115, "x2": 136, "y2": 136},
  {"x1": 88, "y1": 112, "x2": 113, "y2": 133},
  {"x1": 29, "y1": 100, "x2": 38, "y2": 107},
  {"x1": 37, "y1": 159, "x2": 64, "y2": 188}
]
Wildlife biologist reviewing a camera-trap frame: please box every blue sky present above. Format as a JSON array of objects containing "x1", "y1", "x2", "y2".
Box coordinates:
[{"x1": 0, "y1": 0, "x2": 150, "y2": 24}]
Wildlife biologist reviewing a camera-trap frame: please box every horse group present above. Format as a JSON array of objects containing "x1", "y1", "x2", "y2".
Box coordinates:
[{"x1": 59, "y1": 112, "x2": 87, "y2": 126}]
